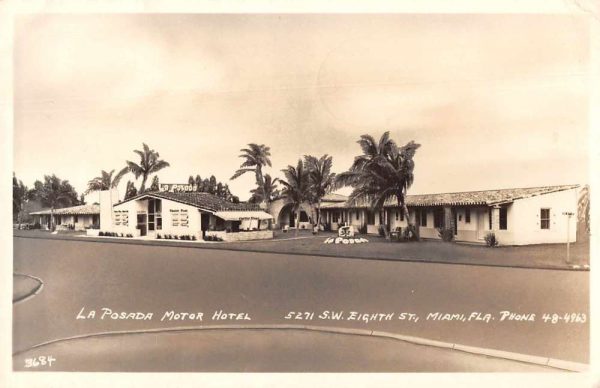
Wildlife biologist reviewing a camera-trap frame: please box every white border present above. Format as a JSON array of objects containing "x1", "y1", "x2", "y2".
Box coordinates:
[{"x1": 1, "y1": 1, "x2": 598, "y2": 387}]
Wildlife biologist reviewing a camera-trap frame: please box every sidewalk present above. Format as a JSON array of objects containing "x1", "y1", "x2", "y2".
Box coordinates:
[{"x1": 13, "y1": 229, "x2": 590, "y2": 271}]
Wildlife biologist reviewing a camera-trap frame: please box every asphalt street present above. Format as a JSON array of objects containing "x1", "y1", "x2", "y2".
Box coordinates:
[
  {"x1": 12, "y1": 237, "x2": 589, "y2": 370},
  {"x1": 13, "y1": 329, "x2": 557, "y2": 372}
]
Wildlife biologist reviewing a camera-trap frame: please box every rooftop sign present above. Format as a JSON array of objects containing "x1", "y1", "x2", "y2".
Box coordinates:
[{"x1": 160, "y1": 183, "x2": 196, "y2": 193}]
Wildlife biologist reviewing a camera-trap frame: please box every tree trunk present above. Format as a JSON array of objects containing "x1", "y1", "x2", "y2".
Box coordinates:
[
  {"x1": 50, "y1": 207, "x2": 55, "y2": 232},
  {"x1": 139, "y1": 174, "x2": 148, "y2": 193},
  {"x1": 295, "y1": 207, "x2": 300, "y2": 237},
  {"x1": 315, "y1": 200, "x2": 322, "y2": 234},
  {"x1": 382, "y1": 210, "x2": 391, "y2": 240}
]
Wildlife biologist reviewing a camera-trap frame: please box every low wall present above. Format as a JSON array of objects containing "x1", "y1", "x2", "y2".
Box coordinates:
[{"x1": 205, "y1": 230, "x2": 274, "y2": 242}]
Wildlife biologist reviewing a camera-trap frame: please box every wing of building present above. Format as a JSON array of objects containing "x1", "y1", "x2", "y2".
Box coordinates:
[
  {"x1": 30, "y1": 204, "x2": 100, "y2": 231},
  {"x1": 316, "y1": 184, "x2": 580, "y2": 245}
]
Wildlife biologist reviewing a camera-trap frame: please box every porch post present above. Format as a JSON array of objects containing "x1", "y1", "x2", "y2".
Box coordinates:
[{"x1": 443, "y1": 206, "x2": 454, "y2": 230}]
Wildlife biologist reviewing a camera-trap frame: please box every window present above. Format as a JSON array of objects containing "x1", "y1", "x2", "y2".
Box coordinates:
[
  {"x1": 420, "y1": 210, "x2": 427, "y2": 227},
  {"x1": 74, "y1": 215, "x2": 79, "y2": 223},
  {"x1": 499, "y1": 207, "x2": 507, "y2": 230},
  {"x1": 541, "y1": 208, "x2": 550, "y2": 229},
  {"x1": 465, "y1": 208, "x2": 471, "y2": 223},
  {"x1": 488, "y1": 208, "x2": 492, "y2": 230},
  {"x1": 400, "y1": 211, "x2": 404, "y2": 222},
  {"x1": 433, "y1": 208, "x2": 444, "y2": 228},
  {"x1": 395, "y1": 211, "x2": 399, "y2": 221},
  {"x1": 356, "y1": 211, "x2": 359, "y2": 221},
  {"x1": 379, "y1": 211, "x2": 384, "y2": 225},
  {"x1": 332, "y1": 212, "x2": 339, "y2": 223}
]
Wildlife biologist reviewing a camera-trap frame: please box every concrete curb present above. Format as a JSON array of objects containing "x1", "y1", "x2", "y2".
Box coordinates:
[
  {"x1": 11, "y1": 324, "x2": 588, "y2": 372},
  {"x1": 13, "y1": 233, "x2": 590, "y2": 272},
  {"x1": 12, "y1": 273, "x2": 44, "y2": 305}
]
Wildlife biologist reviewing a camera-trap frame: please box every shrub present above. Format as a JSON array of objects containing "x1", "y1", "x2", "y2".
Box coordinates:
[
  {"x1": 402, "y1": 225, "x2": 419, "y2": 241},
  {"x1": 32, "y1": 222, "x2": 41, "y2": 229},
  {"x1": 126, "y1": 233, "x2": 133, "y2": 238},
  {"x1": 437, "y1": 227, "x2": 454, "y2": 242},
  {"x1": 156, "y1": 234, "x2": 162, "y2": 239},
  {"x1": 484, "y1": 232, "x2": 499, "y2": 247},
  {"x1": 99, "y1": 231, "x2": 105, "y2": 236},
  {"x1": 192, "y1": 235, "x2": 197, "y2": 240},
  {"x1": 358, "y1": 224, "x2": 367, "y2": 235}
]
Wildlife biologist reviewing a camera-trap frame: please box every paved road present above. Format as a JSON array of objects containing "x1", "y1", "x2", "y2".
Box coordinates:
[
  {"x1": 13, "y1": 237, "x2": 589, "y2": 368},
  {"x1": 12, "y1": 329, "x2": 557, "y2": 372}
]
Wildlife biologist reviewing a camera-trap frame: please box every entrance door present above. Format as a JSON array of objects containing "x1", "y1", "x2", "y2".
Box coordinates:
[
  {"x1": 453, "y1": 209, "x2": 458, "y2": 235},
  {"x1": 201, "y1": 213, "x2": 210, "y2": 237},
  {"x1": 137, "y1": 214, "x2": 147, "y2": 236}
]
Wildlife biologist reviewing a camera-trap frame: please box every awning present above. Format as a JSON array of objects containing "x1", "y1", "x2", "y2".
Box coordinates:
[{"x1": 214, "y1": 211, "x2": 273, "y2": 221}]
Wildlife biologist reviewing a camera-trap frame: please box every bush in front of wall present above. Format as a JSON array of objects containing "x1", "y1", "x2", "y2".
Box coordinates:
[
  {"x1": 402, "y1": 224, "x2": 419, "y2": 241},
  {"x1": 484, "y1": 232, "x2": 499, "y2": 247},
  {"x1": 192, "y1": 235, "x2": 197, "y2": 240},
  {"x1": 156, "y1": 233, "x2": 162, "y2": 239},
  {"x1": 437, "y1": 227, "x2": 454, "y2": 242},
  {"x1": 126, "y1": 233, "x2": 133, "y2": 238}
]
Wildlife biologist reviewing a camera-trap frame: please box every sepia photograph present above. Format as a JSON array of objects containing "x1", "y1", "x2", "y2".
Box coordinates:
[{"x1": 2, "y1": 1, "x2": 599, "y2": 387}]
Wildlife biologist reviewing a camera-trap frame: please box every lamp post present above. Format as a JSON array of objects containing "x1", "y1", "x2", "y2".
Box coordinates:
[{"x1": 563, "y1": 212, "x2": 574, "y2": 265}]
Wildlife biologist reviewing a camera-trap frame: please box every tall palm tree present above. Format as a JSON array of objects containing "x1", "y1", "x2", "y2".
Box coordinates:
[
  {"x1": 249, "y1": 174, "x2": 280, "y2": 204},
  {"x1": 230, "y1": 143, "x2": 272, "y2": 200},
  {"x1": 30, "y1": 175, "x2": 79, "y2": 231},
  {"x1": 125, "y1": 143, "x2": 170, "y2": 193},
  {"x1": 304, "y1": 154, "x2": 336, "y2": 232},
  {"x1": 84, "y1": 168, "x2": 129, "y2": 195},
  {"x1": 280, "y1": 160, "x2": 310, "y2": 237},
  {"x1": 336, "y1": 132, "x2": 420, "y2": 239}
]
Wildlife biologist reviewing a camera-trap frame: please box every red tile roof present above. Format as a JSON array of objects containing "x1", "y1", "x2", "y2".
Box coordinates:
[
  {"x1": 115, "y1": 191, "x2": 260, "y2": 212},
  {"x1": 30, "y1": 204, "x2": 100, "y2": 215},
  {"x1": 320, "y1": 185, "x2": 579, "y2": 209}
]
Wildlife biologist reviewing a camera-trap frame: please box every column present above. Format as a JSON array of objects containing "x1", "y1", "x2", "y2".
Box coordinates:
[{"x1": 443, "y1": 206, "x2": 454, "y2": 230}]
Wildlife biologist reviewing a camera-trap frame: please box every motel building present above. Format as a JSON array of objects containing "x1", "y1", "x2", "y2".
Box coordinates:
[
  {"x1": 318, "y1": 185, "x2": 580, "y2": 246},
  {"x1": 30, "y1": 204, "x2": 100, "y2": 231},
  {"x1": 94, "y1": 184, "x2": 274, "y2": 242}
]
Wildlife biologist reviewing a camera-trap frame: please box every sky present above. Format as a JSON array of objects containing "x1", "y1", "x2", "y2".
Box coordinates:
[{"x1": 13, "y1": 13, "x2": 591, "y2": 203}]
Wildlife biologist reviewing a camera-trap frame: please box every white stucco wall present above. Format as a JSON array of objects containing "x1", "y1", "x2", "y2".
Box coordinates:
[
  {"x1": 159, "y1": 200, "x2": 202, "y2": 239},
  {"x1": 112, "y1": 197, "x2": 203, "y2": 239},
  {"x1": 508, "y1": 188, "x2": 578, "y2": 245}
]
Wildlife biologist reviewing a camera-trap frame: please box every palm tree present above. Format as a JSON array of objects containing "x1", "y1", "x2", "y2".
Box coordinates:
[
  {"x1": 280, "y1": 160, "x2": 310, "y2": 237},
  {"x1": 230, "y1": 143, "x2": 272, "y2": 200},
  {"x1": 304, "y1": 154, "x2": 336, "y2": 232},
  {"x1": 336, "y1": 132, "x2": 420, "y2": 239},
  {"x1": 84, "y1": 168, "x2": 129, "y2": 195},
  {"x1": 30, "y1": 175, "x2": 79, "y2": 231},
  {"x1": 249, "y1": 174, "x2": 280, "y2": 204},
  {"x1": 125, "y1": 143, "x2": 170, "y2": 193}
]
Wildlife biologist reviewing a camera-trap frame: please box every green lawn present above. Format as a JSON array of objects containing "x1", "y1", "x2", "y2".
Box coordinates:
[{"x1": 14, "y1": 229, "x2": 589, "y2": 269}]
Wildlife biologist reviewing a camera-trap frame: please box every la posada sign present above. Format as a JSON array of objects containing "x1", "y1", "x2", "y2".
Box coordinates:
[{"x1": 160, "y1": 183, "x2": 196, "y2": 192}]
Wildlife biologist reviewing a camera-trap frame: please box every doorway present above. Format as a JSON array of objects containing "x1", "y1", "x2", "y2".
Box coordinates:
[{"x1": 137, "y1": 214, "x2": 147, "y2": 236}]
